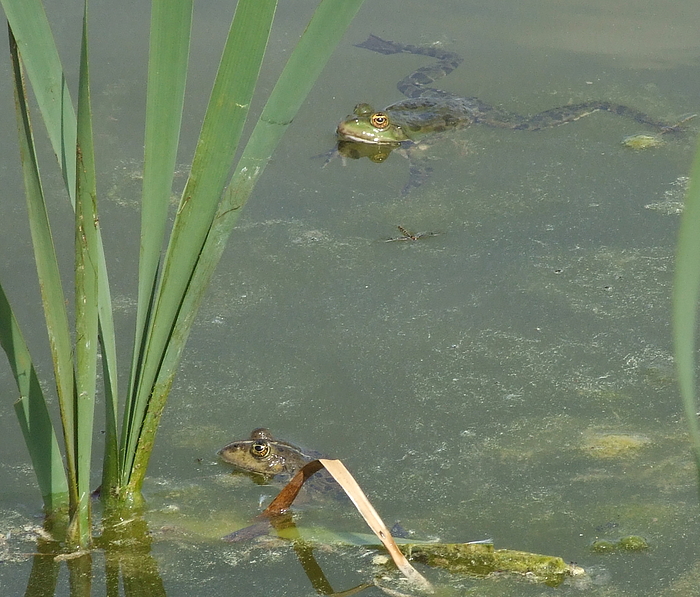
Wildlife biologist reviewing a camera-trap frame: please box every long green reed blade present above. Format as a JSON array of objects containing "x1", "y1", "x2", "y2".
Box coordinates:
[
  {"x1": 0, "y1": 283, "x2": 69, "y2": 510},
  {"x1": 97, "y1": 238, "x2": 119, "y2": 493},
  {"x1": 4, "y1": 7, "x2": 118, "y2": 379},
  {"x1": 126, "y1": 0, "x2": 365, "y2": 492},
  {"x1": 123, "y1": 0, "x2": 277, "y2": 486},
  {"x1": 673, "y1": 135, "x2": 700, "y2": 472},
  {"x1": 7, "y1": 2, "x2": 119, "y2": 515},
  {"x1": 69, "y1": 1, "x2": 99, "y2": 546},
  {"x1": 219, "y1": 0, "x2": 367, "y2": 219},
  {"x1": 172, "y1": 0, "x2": 366, "y2": 334},
  {"x1": 118, "y1": 0, "x2": 194, "y2": 492},
  {"x1": 8, "y1": 26, "x2": 78, "y2": 498},
  {"x1": 2, "y1": 0, "x2": 77, "y2": 203}
]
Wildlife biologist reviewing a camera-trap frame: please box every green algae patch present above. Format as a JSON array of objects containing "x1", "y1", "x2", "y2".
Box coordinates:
[
  {"x1": 271, "y1": 528, "x2": 584, "y2": 586},
  {"x1": 618, "y1": 535, "x2": 649, "y2": 551},
  {"x1": 591, "y1": 535, "x2": 649, "y2": 554},
  {"x1": 621, "y1": 133, "x2": 665, "y2": 150},
  {"x1": 582, "y1": 431, "x2": 651, "y2": 458},
  {"x1": 400, "y1": 542, "x2": 582, "y2": 587},
  {"x1": 591, "y1": 540, "x2": 617, "y2": 554}
]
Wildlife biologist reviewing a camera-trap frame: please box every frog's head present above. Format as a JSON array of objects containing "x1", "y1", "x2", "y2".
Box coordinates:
[
  {"x1": 336, "y1": 103, "x2": 409, "y2": 145},
  {"x1": 218, "y1": 428, "x2": 287, "y2": 476}
]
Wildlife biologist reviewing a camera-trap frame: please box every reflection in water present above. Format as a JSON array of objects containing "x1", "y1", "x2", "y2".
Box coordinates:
[
  {"x1": 22, "y1": 507, "x2": 371, "y2": 597},
  {"x1": 283, "y1": 518, "x2": 373, "y2": 596},
  {"x1": 336, "y1": 140, "x2": 396, "y2": 163},
  {"x1": 23, "y1": 514, "x2": 66, "y2": 597},
  {"x1": 23, "y1": 511, "x2": 166, "y2": 597},
  {"x1": 99, "y1": 510, "x2": 166, "y2": 597}
]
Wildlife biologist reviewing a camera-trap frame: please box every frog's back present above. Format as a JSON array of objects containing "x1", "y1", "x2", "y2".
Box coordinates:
[{"x1": 384, "y1": 96, "x2": 497, "y2": 135}]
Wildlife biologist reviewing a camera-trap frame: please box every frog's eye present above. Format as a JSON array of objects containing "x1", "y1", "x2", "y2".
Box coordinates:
[
  {"x1": 370, "y1": 112, "x2": 390, "y2": 130},
  {"x1": 354, "y1": 103, "x2": 373, "y2": 117},
  {"x1": 250, "y1": 441, "x2": 270, "y2": 458}
]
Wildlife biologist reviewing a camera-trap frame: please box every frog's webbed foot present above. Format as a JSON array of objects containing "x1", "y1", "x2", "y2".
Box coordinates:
[
  {"x1": 397, "y1": 139, "x2": 442, "y2": 195},
  {"x1": 623, "y1": 113, "x2": 698, "y2": 149},
  {"x1": 402, "y1": 161, "x2": 434, "y2": 196},
  {"x1": 659, "y1": 113, "x2": 697, "y2": 135},
  {"x1": 313, "y1": 145, "x2": 341, "y2": 168},
  {"x1": 354, "y1": 34, "x2": 404, "y2": 55}
]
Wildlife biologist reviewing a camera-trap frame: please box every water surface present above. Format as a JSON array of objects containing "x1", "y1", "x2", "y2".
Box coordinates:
[{"x1": 1, "y1": 0, "x2": 700, "y2": 595}]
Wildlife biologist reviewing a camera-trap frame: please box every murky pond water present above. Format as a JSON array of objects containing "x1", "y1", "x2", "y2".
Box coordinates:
[{"x1": 2, "y1": 0, "x2": 700, "y2": 595}]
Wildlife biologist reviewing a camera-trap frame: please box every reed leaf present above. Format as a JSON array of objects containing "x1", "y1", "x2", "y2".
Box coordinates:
[
  {"x1": 97, "y1": 238, "x2": 120, "y2": 496},
  {"x1": 68, "y1": 0, "x2": 99, "y2": 546},
  {"x1": 216, "y1": 0, "x2": 367, "y2": 222},
  {"x1": 122, "y1": 0, "x2": 278, "y2": 491},
  {"x1": 673, "y1": 136, "x2": 700, "y2": 473},
  {"x1": 126, "y1": 0, "x2": 366, "y2": 494},
  {"x1": 112, "y1": 0, "x2": 194, "y2": 496},
  {"x1": 4, "y1": 0, "x2": 366, "y2": 520},
  {"x1": 6, "y1": 25, "x2": 76, "y2": 507},
  {"x1": 0, "y1": 282, "x2": 68, "y2": 510},
  {"x1": 1, "y1": 0, "x2": 77, "y2": 202},
  {"x1": 4, "y1": 3, "x2": 118, "y2": 378},
  {"x1": 6, "y1": 0, "x2": 119, "y2": 523}
]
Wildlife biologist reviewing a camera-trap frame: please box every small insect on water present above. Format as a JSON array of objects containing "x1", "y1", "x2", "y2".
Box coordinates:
[{"x1": 385, "y1": 225, "x2": 439, "y2": 242}]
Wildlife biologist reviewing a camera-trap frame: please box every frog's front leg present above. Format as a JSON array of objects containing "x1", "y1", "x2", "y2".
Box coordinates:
[{"x1": 397, "y1": 142, "x2": 435, "y2": 195}]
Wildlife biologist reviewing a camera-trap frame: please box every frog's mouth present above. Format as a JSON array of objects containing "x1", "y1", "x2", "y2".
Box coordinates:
[{"x1": 336, "y1": 120, "x2": 401, "y2": 145}]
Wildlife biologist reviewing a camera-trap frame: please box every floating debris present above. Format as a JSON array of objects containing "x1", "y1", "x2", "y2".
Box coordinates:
[{"x1": 385, "y1": 225, "x2": 439, "y2": 242}]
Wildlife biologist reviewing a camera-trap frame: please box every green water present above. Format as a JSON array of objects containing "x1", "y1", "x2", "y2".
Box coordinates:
[{"x1": 2, "y1": 0, "x2": 700, "y2": 595}]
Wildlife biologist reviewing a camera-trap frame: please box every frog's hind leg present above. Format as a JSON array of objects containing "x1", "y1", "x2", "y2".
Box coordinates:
[
  {"x1": 513, "y1": 101, "x2": 683, "y2": 132},
  {"x1": 355, "y1": 34, "x2": 463, "y2": 99}
]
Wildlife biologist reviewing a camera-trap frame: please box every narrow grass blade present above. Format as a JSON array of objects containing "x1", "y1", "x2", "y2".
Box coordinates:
[
  {"x1": 129, "y1": 0, "x2": 366, "y2": 479},
  {"x1": 69, "y1": 1, "x2": 99, "y2": 546},
  {"x1": 0, "y1": 283, "x2": 68, "y2": 510},
  {"x1": 2, "y1": 0, "x2": 77, "y2": 203},
  {"x1": 186, "y1": 0, "x2": 366, "y2": 310},
  {"x1": 8, "y1": 26, "x2": 78, "y2": 499},
  {"x1": 125, "y1": 0, "x2": 365, "y2": 494},
  {"x1": 220, "y1": 0, "x2": 367, "y2": 216},
  {"x1": 6, "y1": 0, "x2": 117, "y2": 510},
  {"x1": 673, "y1": 136, "x2": 700, "y2": 473},
  {"x1": 122, "y1": 0, "x2": 277, "y2": 488},
  {"x1": 97, "y1": 241, "x2": 119, "y2": 495},
  {"x1": 112, "y1": 0, "x2": 194, "y2": 496}
]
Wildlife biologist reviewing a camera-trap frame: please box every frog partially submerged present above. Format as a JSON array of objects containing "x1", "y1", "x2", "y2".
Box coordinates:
[
  {"x1": 336, "y1": 34, "x2": 693, "y2": 193},
  {"x1": 218, "y1": 428, "x2": 341, "y2": 499}
]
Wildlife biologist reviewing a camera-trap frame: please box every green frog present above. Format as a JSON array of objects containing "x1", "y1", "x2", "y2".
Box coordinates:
[
  {"x1": 218, "y1": 428, "x2": 341, "y2": 498},
  {"x1": 336, "y1": 35, "x2": 693, "y2": 193}
]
